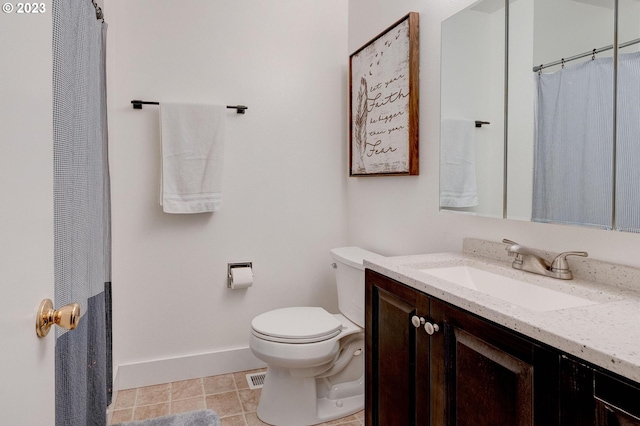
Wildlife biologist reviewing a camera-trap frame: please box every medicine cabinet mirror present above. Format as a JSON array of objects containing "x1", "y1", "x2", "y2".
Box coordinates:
[{"x1": 440, "y1": 0, "x2": 640, "y2": 233}]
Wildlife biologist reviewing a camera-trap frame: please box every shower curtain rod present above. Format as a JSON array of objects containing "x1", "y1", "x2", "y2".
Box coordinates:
[
  {"x1": 532, "y1": 37, "x2": 640, "y2": 72},
  {"x1": 131, "y1": 100, "x2": 248, "y2": 114}
]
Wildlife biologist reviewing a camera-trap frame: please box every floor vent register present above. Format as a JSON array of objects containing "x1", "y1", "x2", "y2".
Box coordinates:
[{"x1": 246, "y1": 372, "x2": 266, "y2": 389}]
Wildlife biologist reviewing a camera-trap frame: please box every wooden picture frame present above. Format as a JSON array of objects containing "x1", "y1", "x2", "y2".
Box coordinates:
[{"x1": 349, "y1": 12, "x2": 420, "y2": 176}]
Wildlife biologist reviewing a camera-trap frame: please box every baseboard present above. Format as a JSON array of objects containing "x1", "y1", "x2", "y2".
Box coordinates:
[{"x1": 114, "y1": 346, "x2": 267, "y2": 391}]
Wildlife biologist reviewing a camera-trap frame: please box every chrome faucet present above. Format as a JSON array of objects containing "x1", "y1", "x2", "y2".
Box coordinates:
[{"x1": 502, "y1": 239, "x2": 588, "y2": 280}]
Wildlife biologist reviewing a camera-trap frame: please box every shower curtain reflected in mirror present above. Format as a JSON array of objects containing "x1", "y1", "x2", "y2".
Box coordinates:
[
  {"x1": 615, "y1": 52, "x2": 640, "y2": 233},
  {"x1": 533, "y1": 51, "x2": 640, "y2": 232},
  {"x1": 532, "y1": 57, "x2": 614, "y2": 229}
]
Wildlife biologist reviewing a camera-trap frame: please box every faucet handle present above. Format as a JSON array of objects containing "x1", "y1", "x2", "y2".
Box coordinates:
[
  {"x1": 550, "y1": 251, "x2": 588, "y2": 273},
  {"x1": 502, "y1": 239, "x2": 520, "y2": 257}
]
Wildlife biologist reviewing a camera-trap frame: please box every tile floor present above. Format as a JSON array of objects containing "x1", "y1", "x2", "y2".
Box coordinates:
[{"x1": 109, "y1": 368, "x2": 364, "y2": 426}]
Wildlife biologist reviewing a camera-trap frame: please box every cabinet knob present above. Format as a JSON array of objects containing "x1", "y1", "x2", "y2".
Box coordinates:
[
  {"x1": 411, "y1": 315, "x2": 425, "y2": 328},
  {"x1": 424, "y1": 322, "x2": 440, "y2": 335}
]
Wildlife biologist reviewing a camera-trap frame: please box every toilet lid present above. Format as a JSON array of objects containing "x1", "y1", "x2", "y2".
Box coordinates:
[{"x1": 251, "y1": 307, "x2": 343, "y2": 343}]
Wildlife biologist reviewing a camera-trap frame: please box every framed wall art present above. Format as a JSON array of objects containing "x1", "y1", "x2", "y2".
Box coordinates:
[{"x1": 349, "y1": 12, "x2": 419, "y2": 176}]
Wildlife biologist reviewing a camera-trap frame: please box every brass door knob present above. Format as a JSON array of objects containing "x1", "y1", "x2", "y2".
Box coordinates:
[{"x1": 36, "y1": 299, "x2": 81, "y2": 338}]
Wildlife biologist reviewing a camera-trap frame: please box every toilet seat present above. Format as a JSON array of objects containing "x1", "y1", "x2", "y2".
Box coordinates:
[{"x1": 251, "y1": 307, "x2": 343, "y2": 344}]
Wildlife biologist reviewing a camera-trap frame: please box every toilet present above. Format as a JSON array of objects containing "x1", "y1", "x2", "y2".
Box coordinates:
[{"x1": 249, "y1": 247, "x2": 382, "y2": 426}]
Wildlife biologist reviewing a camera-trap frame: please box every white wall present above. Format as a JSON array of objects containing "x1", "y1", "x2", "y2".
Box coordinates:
[
  {"x1": 348, "y1": 0, "x2": 640, "y2": 267},
  {"x1": 108, "y1": 0, "x2": 349, "y2": 386},
  {"x1": 533, "y1": 0, "x2": 614, "y2": 66}
]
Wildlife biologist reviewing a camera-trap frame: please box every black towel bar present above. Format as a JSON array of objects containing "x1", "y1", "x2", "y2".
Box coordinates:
[{"x1": 131, "y1": 100, "x2": 248, "y2": 114}]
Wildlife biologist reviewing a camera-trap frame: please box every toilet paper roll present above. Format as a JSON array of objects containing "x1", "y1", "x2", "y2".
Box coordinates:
[{"x1": 230, "y1": 267, "x2": 253, "y2": 289}]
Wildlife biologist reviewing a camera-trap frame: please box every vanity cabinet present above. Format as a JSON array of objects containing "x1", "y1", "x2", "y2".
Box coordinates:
[
  {"x1": 562, "y1": 356, "x2": 640, "y2": 426},
  {"x1": 366, "y1": 269, "x2": 640, "y2": 426},
  {"x1": 594, "y1": 371, "x2": 640, "y2": 425},
  {"x1": 430, "y1": 293, "x2": 560, "y2": 426},
  {"x1": 365, "y1": 268, "x2": 432, "y2": 425}
]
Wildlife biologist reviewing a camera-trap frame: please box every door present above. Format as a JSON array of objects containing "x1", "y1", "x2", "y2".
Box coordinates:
[
  {"x1": 0, "y1": 1, "x2": 56, "y2": 424},
  {"x1": 365, "y1": 270, "x2": 431, "y2": 426},
  {"x1": 430, "y1": 301, "x2": 560, "y2": 426}
]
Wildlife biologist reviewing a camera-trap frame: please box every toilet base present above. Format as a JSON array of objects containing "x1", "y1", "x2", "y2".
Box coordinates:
[{"x1": 256, "y1": 365, "x2": 364, "y2": 426}]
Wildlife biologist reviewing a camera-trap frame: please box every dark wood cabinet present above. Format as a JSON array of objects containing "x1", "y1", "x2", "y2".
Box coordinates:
[
  {"x1": 594, "y1": 371, "x2": 640, "y2": 425},
  {"x1": 365, "y1": 268, "x2": 430, "y2": 426},
  {"x1": 366, "y1": 269, "x2": 640, "y2": 426},
  {"x1": 561, "y1": 356, "x2": 640, "y2": 426},
  {"x1": 560, "y1": 356, "x2": 596, "y2": 425},
  {"x1": 430, "y1": 298, "x2": 559, "y2": 426}
]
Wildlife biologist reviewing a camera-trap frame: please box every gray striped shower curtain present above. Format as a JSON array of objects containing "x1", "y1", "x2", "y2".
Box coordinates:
[
  {"x1": 615, "y1": 51, "x2": 640, "y2": 233},
  {"x1": 532, "y1": 56, "x2": 614, "y2": 229},
  {"x1": 533, "y1": 52, "x2": 640, "y2": 232},
  {"x1": 53, "y1": 0, "x2": 112, "y2": 425}
]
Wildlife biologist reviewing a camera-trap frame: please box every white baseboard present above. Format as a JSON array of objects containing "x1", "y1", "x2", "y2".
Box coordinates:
[{"x1": 114, "y1": 346, "x2": 267, "y2": 391}]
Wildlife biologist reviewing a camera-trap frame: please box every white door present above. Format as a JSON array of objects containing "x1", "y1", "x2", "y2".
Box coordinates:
[{"x1": 0, "y1": 3, "x2": 56, "y2": 424}]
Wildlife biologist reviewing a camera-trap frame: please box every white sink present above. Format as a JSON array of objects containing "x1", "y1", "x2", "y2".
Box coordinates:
[{"x1": 420, "y1": 265, "x2": 597, "y2": 312}]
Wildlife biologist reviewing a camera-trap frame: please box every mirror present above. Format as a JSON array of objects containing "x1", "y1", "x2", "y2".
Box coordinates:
[
  {"x1": 442, "y1": 0, "x2": 640, "y2": 232},
  {"x1": 507, "y1": 0, "x2": 615, "y2": 229},
  {"x1": 614, "y1": 0, "x2": 640, "y2": 232},
  {"x1": 440, "y1": 0, "x2": 505, "y2": 219}
]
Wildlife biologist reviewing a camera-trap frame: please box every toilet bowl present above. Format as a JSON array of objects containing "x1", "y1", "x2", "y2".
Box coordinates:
[{"x1": 249, "y1": 247, "x2": 382, "y2": 426}]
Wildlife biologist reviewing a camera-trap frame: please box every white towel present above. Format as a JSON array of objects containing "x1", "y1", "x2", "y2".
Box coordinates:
[
  {"x1": 440, "y1": 118, "x2": 478, "y2": 208},
  {"x1": 160, "y1": 102, "x2": 226, "y2": 213}
]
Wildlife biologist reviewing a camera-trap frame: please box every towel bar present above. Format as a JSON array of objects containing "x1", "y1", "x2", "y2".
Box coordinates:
[{"x1": 131, "y1": 100, "x2": 248, "y2": 114}]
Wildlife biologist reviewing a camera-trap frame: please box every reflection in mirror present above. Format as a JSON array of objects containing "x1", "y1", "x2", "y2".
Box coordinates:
[
  {"x1": 507, "y1": 0, "x2": 615, "y2": 228},
  {"x1": 440, "y1": 0, "x2": 505, "y2": 218},
  {"x1": 615, "y1": 0, "x2": 640, "y2": 232}
]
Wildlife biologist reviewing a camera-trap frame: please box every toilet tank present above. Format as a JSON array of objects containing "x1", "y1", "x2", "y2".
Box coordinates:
[{"x1": 330, "y1": 247, "x2": 383, "y2": 328}]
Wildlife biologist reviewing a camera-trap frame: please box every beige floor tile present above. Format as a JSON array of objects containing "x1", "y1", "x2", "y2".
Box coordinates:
[
  {"x1": 133, "y1": 402, "x2": 170, "y2": 420},
  {"x1": 110, "y1": 368, "x2": 299, "y2": 425},
  {"x1": 325, "y1": 412, "x2": 364, "y2": 425},
  {"x1": 136, "y1": 383, "x2": 170, "y2": 406},
  {"x1": 245, "y1": 412, "x2": 269, "y2": 426},
  {"x1": 232, "y1": 371, "x2": 250, "y2": 390},
  {"x1": 110, "y1": 408, "x2": 133, "y2": 424},
  {"x1": 203, "y1": 373, "x2": 236, "y2": 395},
  {"x1": 114, "y1": 389, "x2": 136, "y2": 410},
  {"x1": 171, "y1": 396, "x2": 205, "y2": 414},
  {"x1": 220, "y1": 414, "x2": 247, "y2": 426},
  {"x1": 171, "y1": 378, "x2": 203, "y2": 400},
  {"x1": 205, "y1": 391, "x2": 244, "y2": 417},
  {"x1": 238, "y1": 388, "x2": 261, "y2": 413}
]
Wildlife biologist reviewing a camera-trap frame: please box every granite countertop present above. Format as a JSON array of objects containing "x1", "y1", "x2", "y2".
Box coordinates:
[{"x1": 364, "y1": 239, "x2": 640, "y2": 383}]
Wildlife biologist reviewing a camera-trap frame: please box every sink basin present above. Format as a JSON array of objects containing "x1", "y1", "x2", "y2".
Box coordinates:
[{"x1": 420, "y1": 265, "x2": 597, "y2": 312}]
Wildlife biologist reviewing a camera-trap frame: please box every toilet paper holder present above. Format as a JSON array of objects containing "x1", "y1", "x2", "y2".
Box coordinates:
[{"x1": 228, "y1": 262, "x2": 253, "y2": 288}]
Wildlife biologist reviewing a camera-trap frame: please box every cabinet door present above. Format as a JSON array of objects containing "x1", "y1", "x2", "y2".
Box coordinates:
[
  {"x1": 430, "y1": 300, "x2": 560, "y2": 426},
  {"x1": 560, "y1": 356, "x2": 595, "y2": 425},
  {"x1": 365, "y1": 270, "x2": 430, "y2": 426},
  {"x1": 596, "y1": 401, "x2": 640, "y2": 426},
  {"x1": 595, "y1": 372, "x2": 640, "y2": 426}
]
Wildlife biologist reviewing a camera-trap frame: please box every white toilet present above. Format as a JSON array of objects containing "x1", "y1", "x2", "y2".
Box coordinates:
[{"x1": 249, "y1": 247, "x2": 382, "y2": 426}]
